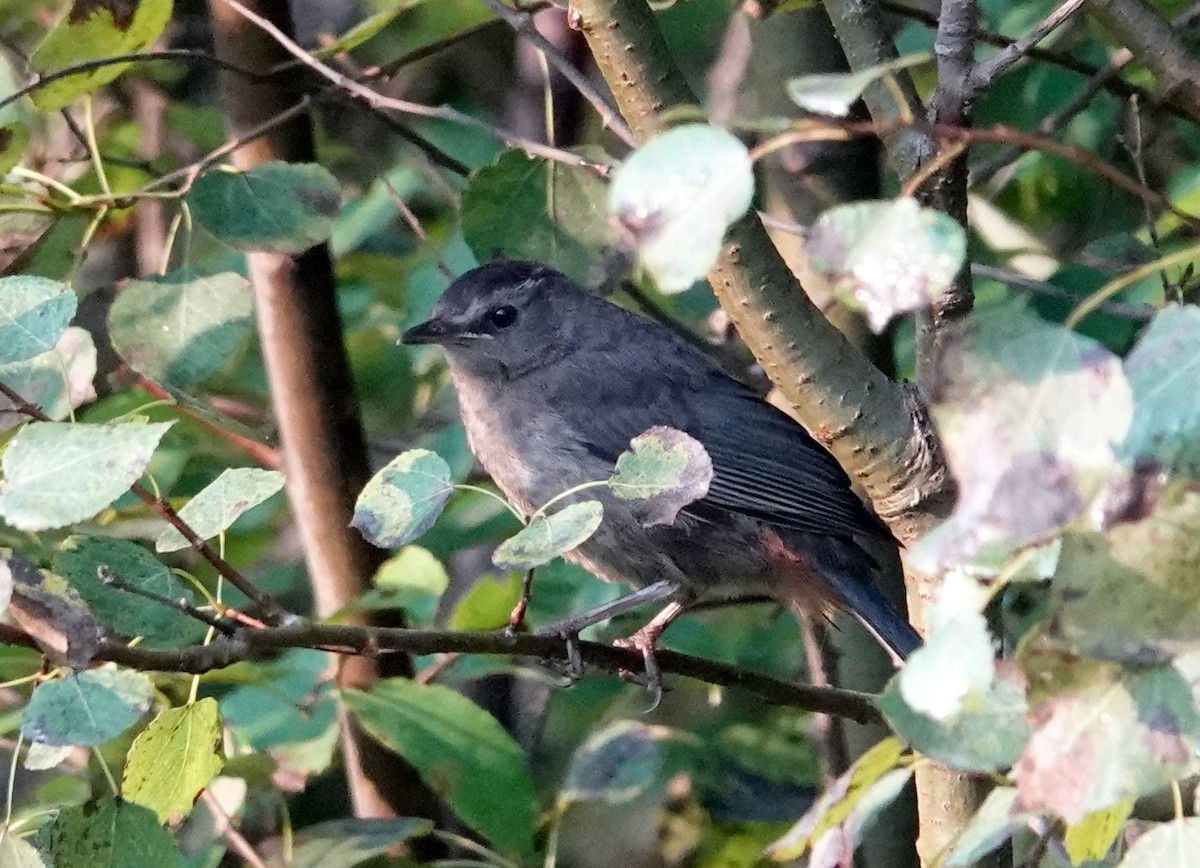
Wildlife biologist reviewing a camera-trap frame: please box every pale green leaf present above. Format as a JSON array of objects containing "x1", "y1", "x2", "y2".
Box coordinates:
[
  {"x1": 492, "y1": 500, "x2": 604, "y2": 571},
  {"x1": 609, "y1": 426, "x2": 712, "y2": 526},
  {"x1": 156, "y1": 467, "x2": 285, "y2": 552},
  {"x1": 352, "y1": 450, "x2": 453, "y2": 548},
  {"x1": 122, "y1": 699, "x2": 225, "y2": 825},
  {"x1": 0, "y1": 276, "x2": 76, "y2": 365}
]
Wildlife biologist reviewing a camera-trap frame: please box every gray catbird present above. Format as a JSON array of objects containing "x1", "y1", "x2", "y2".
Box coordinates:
[{"x1": 402, "y1": 260, "x2": 921, "y2": 678}]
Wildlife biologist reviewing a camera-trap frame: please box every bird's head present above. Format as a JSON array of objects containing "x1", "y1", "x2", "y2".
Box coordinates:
[{"x1": 401, "y1": 260, "x2": 587, "y2": 378}]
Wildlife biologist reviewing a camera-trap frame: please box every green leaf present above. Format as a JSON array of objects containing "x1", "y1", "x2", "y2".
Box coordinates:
[
  {"x1": 21, "y1": 667, "x2": 153, "y2": 747},
  {"x1": 288, "y1": 818, "x2": 433, "y2": 868},
  {"x1": 879, "y1": 672, "x2": 1029, "y2": 773},
  {"x1": 914, "y1": 302, "x2": 1132, "y2": 569},
  {"x1": 1118, "y1": 817, "x2": 1200, "y2": 867},
  {"x1": 448, "y1": 573, "x2": 522, "y2": 631},
  {"x1": 1047, "y1": 493, "x2": 1200, "y2": 662},
  {"x1": 0, "y1": 275, "x2": 77, "y2": 365},
  {"x1": 609, "y1": 426, "x2": 713, "y2": 527},
  {"x1": 156, "y1": 467, "x2": 285, "y2": 553},
  {"x1": 1120, "y1": 304, "x2": 1200, "y2": 477},
  {"x1": 0, "y1": 833, "x2": 49, "y2": 868},
  {"x1": 786, "y1": 53, "x2": 931, "y2": 116},
  {"x1": 122, "y1": 699, "x2": 224, "y2": 825},
  {"x1": 0, "y1": 421, "x2": 172, "y2": 531},
  {"x1": 0, "y1": 327, "x2": 97, "y2": 431},
  {"x1": 44, "y1": 797, "x2": 180, "y2": 868},
  {"x1": 29, "y1": 1, "x2": 175, "y2": 110},
  {"x1": 806, "y1": 198, "x2": 966, "y2": 332},
  {"x1": 765, "y1": 736, "x2": 905, "y2": 861},
  {"x1": 492, "y1": 500, "x2": 604, "y2": 572},
  {"x1": 53, "y1": 536, "x2": 207, "y2": 647},
  {"x1": 609, "y1": 124, "x2": 754, "y2": 292},
  {"x1": 462, "y1": 148, "x2": 615, "y2": 284},
  {"x1": 108, "y1": 270, "x2": 253, "y2": 388},
  {"x1": 0, "y1": 211, "x2": 55, "y2": 274},
  {"x1": 352, "y1": 450, "x2": 454, "y2": 548},
  {"x1": 560, "y1": 720, "x2": 665, "y2": 806},
  {"x1": 944, "y1": 787, "x2": 1027, "y2": 867},
  {"x1": 4, "y1": 556, "x2": 103, "y2": 668},
  {"x1": 187, "y1": 162, "x2": 341, "y2": 253},
  {"x1": 0, "y1": 54, "x2": 30, "y2": 177},
  {"x1": 1063, "y1": 799, "x2": 1133, "y2": 865},
  {"x1": 344, "y1": 679, "x2": 537, "y2": 855},
  {"x1": 357, "y1": 546, "x2": 449, "y2": 624},
  {"x1": 1013, "y1": 658, "x2": 1198, "y2": 823},
  {"x1": 311, "y1": 0, "x2": 430, "y2": 56}
]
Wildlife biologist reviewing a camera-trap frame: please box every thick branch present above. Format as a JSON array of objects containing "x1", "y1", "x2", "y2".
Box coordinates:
[
  {"x1": 1088, "y1": 0, "x2": 1200, "y2": 124},
  {"x1": 572, "y1": 0, "x2": 953, "y2": 544},
  {"x1": 206, "y1": 0, "x2": 428, "y2": 821}
]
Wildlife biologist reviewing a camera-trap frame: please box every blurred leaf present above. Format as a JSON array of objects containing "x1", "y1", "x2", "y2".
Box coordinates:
[
  {"x1": 610, "y1": 124, "x2": 754, "y2": 292},
  {"x1": 44, "y1": 797, "x2": 180, "y2": 868},
  {"x1": 1118, "y1": 817, "x2": 1200, "y2": 867},
  {"x1": 787, "y1": 53, "x2": 930, "y2": 116},
  {"x1": 21, "y1": 667, "x2": 152, "y2": 747},
  {"x1": 218, "y1": 650, "x2": 338, "y2": 758},
  {"x1": 1047, "y1": 493, "x2": 1200, "y2": 663},
  {"x1": 312, "y1": 0, "x2": 430, "y2": 55},
  {"x1": 1064, "y1": 799, "x2": 1133, "y2": 865},
  {"x1": 345, "y1": 678, "x2": 537, "y2": 855},
  {"x1": 352, "y1": 450, "x2": 453, "y2": 548},
  {"x1": 24, "y1": 742, "x2": 72, "y2": 771},
  {"x1": 943, "y1": 787, "x2": 1027, "y2": 867},
  {"x1": 0, "y1": 275, "x2": 76, "y2": 365},
  {"x1": 0, "y1": 833, "x2": 48, "y2": 867},
  {"x1": 0, "y1": 211, "x2": 55, "y2": 274},
  {"x1": 29, "y1": 0, "x2": 175, "y2": 110},
  {"x1": 156, "y1": 467, "x2": 285, "y2": 553},
  {"x1": 560, "y1": 720, "x2": 665, "y2": 806},
  {"x1": 187, "y1": 163, "x2": 340, "y2": 254},
  {"x1": 462, "y1": 148, "x2": 614, "y2": 284},
  {"x1": 1013, "y1": 658, "x2": 1198, "y2": 823},
  {"x1": 0, "y1": 421, "x2": 172, "y2": 531},
  {"x1": 0, "y1": 54, "x2": 30, "y2": 177},
  {"x1": 123, "y1": 699, "x2": 225, "y2": 825},
  {"x1": 53, "y1": 535, "x2": 207, "y2": 647},
  {"x1": 0, "y1": 327, "x2": 97, "y2": 432},
  {"x1": 358, "y1": 546, "x2": 449, "y2": 623},
  {"x1": 287, "y1": 818, "x2": 433, "y2": 868},
  {"x1": 806, "y1": 768, "x2": 913, "y2": 868},
  {"x1": 1120, "y1": 305, "x2": 1200, "y2": 477},
  {"x1": 108, "y1": 270, "x2": 253, "y2": 388},
  {"x1": 765, "y1": 736, "x2": 905, "y2": 861},
  {"x1": 914, "y1": 302, "x2": 1131, "y2": 568},
  {"x1": 609, "y1": 426, "x2": 713, "y2": 527},
  {"x1": 448, "y1": 573, "x2": 522, "y2": 631},
  {"x1": 807, "y1": 198, "x2": 966, "y2": 332},
  {"x1": 5, "y1": 556, "x2": 102, "y2": 668},
  {"x1": 879, "y1": 668, "x2": 1029, "y2": 773},
  {"x1": 492, "y1": 500, "x2": 604, "y2": 571}
]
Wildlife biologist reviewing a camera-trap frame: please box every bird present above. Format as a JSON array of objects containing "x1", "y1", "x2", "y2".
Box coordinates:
[{"x1": 401, "y1": 260, "x2": 920, "y2": 688}]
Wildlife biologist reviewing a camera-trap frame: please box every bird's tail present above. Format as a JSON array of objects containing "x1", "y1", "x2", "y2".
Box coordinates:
[{"x1": 769, "y1": 530, "x2": 922, "y2": 662}]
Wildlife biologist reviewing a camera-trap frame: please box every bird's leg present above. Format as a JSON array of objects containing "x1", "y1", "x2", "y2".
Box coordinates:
[
  {"x1": 616, "y1": 601, "x2": 686, "y2": 713},
  {"x1": 532, "y1": 579, "x2": 681, "y2": 638},
  {"x1": 504, "y1": 568, "x2": 537, "y2": 635}
]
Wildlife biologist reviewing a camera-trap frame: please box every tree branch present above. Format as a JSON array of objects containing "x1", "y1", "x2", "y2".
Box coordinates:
[
  {"x1": 1088, "y1": 0, "x2": 1200, "y2": 124},
  {"x1": 967, "y1": 0, "x2": 1088, "y2": 99},
  {"x1": 571, "y1": 0, "x2": 953, "y2": 546},
  {"x1": 207, "y1": 0, "x2": 432, "y2": 822},
  {"x1": 82, "y1": 622, "x2": 884, "y2": 724}
]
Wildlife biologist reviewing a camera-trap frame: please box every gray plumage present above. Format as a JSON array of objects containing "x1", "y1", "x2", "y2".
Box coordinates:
[{"x1": 402, "y1": 260, "x2": 920, "y2": 659}]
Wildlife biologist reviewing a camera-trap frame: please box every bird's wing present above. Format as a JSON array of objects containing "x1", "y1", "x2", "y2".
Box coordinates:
[{"x1": 555, "y1": 345, "x2": 889, "y2": 541}]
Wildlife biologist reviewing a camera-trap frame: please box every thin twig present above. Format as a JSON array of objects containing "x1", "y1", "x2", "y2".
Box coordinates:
[
  {"x1": 481, "y1": 0, "x2": 636, "y2": 146},
  {"x1": 218, "y1": 0, "x2": 612, "y2": 175},
  {"x1": 0, "y1": 50, "x2": 271, "y2": 116},
  {"x1": 970, "y1": 263, "x2": 1154, "y2": 321},
  {"x1": 967, "y1": 0, "x2": 1089, "y2": 99},
  {"x1": 0, "y1": 380, "x2": 281, "y2": 620},
  {"x1": 98, "y1": 566, "x2": 236, "y2": 635},
  {"x1": 382, "y1": 183, "x2": 456, "y2": 280}
]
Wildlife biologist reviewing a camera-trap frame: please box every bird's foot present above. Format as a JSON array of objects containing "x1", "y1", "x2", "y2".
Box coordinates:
[{"x1": 614, "y1": 627, "x2": 665, "y2": 713}]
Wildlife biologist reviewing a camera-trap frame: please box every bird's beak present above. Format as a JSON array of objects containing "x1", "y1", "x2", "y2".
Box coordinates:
[{"x1": 400, "y1": 318, "x2": 452, "y2": 346}]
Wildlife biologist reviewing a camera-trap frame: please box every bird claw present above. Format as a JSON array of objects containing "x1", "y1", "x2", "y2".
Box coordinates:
[{"x1": 614, "y1": 629, "x2": 665, "y2": 713}]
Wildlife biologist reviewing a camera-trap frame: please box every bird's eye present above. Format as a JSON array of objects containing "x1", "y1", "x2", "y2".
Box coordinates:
[{"x1": 488, "y1": 305, "x2": 518, "y2": 329}]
